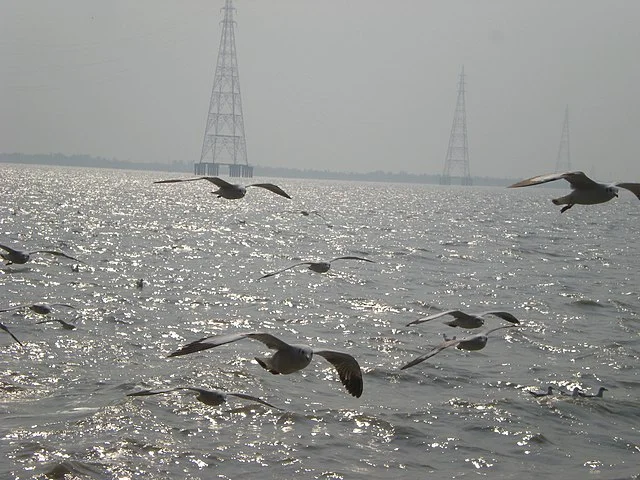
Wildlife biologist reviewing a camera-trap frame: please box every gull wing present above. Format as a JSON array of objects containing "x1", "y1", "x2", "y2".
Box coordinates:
[
  {"x1": 30, "y1": 250, "x2": 82, "y2": 263},
  {"x1": 153, "y1": 176, "x2": 231, "y2": 187},
  {"x1": 50, "y1": 303, "x2": 77, "y2": 310},
  {"x1": 329, "y1": 256, "x2": 375, "y2": 264},
  {"x1": 0, "y1": 322, "x2": 23, "y2": 346},
  {"x1": 227, "y1": 392, "x2": 283, "y2": 410},
  {"x1": 616, "y1": 183, "x2": 640, "y2": 200},
  {"x1": 247, "y1": 183, "x2": 292, "y2": 199},
  {"x1": 509, "y1": 171, "x2": 598, "y2": 189},
  {"x1": 0, "y1": 305, "x2": 27, "y2": 313},
  {"x1": 314, "y1": 350, "x2": 363, "y2": 398},
  {"x1": 168, "y1": 331, "x2": 291, "y2": 357},
  {"x1": 36, "y1": 319, "x2": 77, "y2": 330},
  {"x1": 406, "y1": 310, "x2": 469, "y2": 327},
  {"x1": 400, "y1": 338, "x2": 462, "y2": 369},
  {"x1": 126, "y1": 388, "x2": 180, "y2": 397},
  {"x1": 480, "y1": 311, "x2": 520, "y2": 324},
  {"x1": 258, "y1": 262, "x2": 312, "y2": 280},
  {"x1": 0, "y1": 244, "x2": 20, "y2": 255}
]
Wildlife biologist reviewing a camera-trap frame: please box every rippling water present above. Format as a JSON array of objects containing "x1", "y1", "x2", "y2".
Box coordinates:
[{"x1": 1, "y1": 164, "x2": 639, "y2": 479}]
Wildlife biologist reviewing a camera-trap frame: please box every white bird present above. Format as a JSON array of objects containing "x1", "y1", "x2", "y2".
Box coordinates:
[
  {"x1": 406, "y1": 310, "x2": 520, "y2": 329},
  {"x1": 0, "y1": 243, "x2": 82, "y2": 265},
  {"x1": 259, "y1": 256, "x2": 374, "y2": 279},
  {"x1": 579, "y1": 386, "x2": 608, "y2": 398},
  {"x1": 0, "y1": 322, "x2": 22, "y2": 346},
  {"x1": 168, "y1": 332, "x2": 363, "y2": 398},
  {"x1": 400, "y1": 325, "x2": 518, "y2": 370},
  {"x1": 528, "y1": 386, "x2": 554, "y2": 398},
  {"x1": 509, "y1": 171, "x2": 640, "y2": 213},
  {"x1": 127, "y1": 386, "x2": 281, "y2": 410},
  {"x1": 154, "y1": 176, "x2": 291, "y2": 200}
]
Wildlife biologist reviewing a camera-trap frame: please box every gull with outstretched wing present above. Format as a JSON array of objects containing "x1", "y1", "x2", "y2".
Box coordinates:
[
  {"x1": 154, "y1": 176, "x2": 291, "y2": 200},
  {"x1": 509, "y1": 171, "x2": 640, "y2": 213}
]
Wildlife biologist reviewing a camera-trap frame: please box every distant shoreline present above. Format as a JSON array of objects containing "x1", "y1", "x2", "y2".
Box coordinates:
[{"x1": 0, "y1": 152, "x2": 517, "y2": 186}]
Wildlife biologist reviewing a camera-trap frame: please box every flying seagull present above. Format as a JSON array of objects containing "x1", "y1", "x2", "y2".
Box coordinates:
[
  {"x1": 35, "y1": 319, "x2": 77, "y2": 330},
  {"x1": 508, "y1": 171, "x2": 640, "y2": 213},
  {"x1": 127, "y1": 386, "x2": 282, "y2": 410},
  {"x1": 0, "y1": 322, "x2": 23, "y2": 346},
  {"x1": 406, "y1": 310, "x2": 520, "y2": 329},
  {"x1": 528, "y1": 386, "x2": 554, "y2": 398},
  {"x1": 154, "y1": 176, "x2": 291, "y2": 200},
  {"x1": 259, "y1": 256, "x2": 374, "y2": 280},
  {"x1": 0, "y1": 303, "x2": 76, "y2": 316},
  {"x1": 0, "y1": 243, "x2": 82, "y2": 265},
  {"x1": 168, "y1": 331, "x2": 363, "y2": 398},
  {"x1": 400, "y1": 325, "x2": 518, "y2": 370},
  {"x1": 579, "y1": 386, "x2": 608, "y2": 398}
]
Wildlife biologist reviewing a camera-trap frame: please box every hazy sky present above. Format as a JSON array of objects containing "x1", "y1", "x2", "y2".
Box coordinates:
[{"x1": 2, "y1": 0, "x2": 639, "y2": 179}]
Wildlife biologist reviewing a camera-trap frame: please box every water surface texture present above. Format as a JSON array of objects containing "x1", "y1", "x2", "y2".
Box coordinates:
[{"x1": 1, "y1": 164, "x2": 638, "y2": 479}]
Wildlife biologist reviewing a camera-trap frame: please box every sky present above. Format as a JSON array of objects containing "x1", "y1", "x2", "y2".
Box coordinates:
[{"x1": 1, "y1": 0, "x2": 639, "y2": 179}]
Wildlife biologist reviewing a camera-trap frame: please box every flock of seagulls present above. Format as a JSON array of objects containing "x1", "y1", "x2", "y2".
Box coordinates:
[{"x1": 3, "y1": 169, "x2": 626, "y2": 412}]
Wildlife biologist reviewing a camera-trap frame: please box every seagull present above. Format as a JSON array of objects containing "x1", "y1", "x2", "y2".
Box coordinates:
[
  {"x1": 559, "y1": 387, "x2": 583, "y2": 398},
  {"x1": 400, "y1": 325, "x2": 518, "y2": 370},
  {"x1": 0, "y1": 243, "x2": 82, "y2": 265},
  {"x1": 0, "y1": 322, "x2": 23, "y2": 346},
  {"x1": 168, "y1": 332, "x2": 363, "y2": 398},
  {"x1": 406, "y1": 310, "x2": 520, "y2": 329},
  {"x1": 259, "y1": 256, "x2": 374, "y2": 279},
  {"x1": 127, "y1": 386, "x2": 281, "y2": 410},
  {"x1": 508, "y1": 171, "x2": 640, "y2": 213},
  {"x1": 0, "y1": 303, "x2": 76, "y2": 316},
  {"x1": 579, "y1": 386, "x2": 608, "y2": 398},
  {"x1": 154, "y1": 176, "x2": 291, "y2": 200},
  {"x1": 528, "y1": 386, "x2": 554, "y2": 398},
  {"x1": 35, "y1": 319, "x2": 77, "y2": 330}
]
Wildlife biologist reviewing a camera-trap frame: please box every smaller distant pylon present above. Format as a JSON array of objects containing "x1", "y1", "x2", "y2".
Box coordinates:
[
  {"x1": 554, "y1": 105, "x2": 571, "y2": 172},
  {"x1": 440, "y1": 66, "x2": 472, "y2": 186}
]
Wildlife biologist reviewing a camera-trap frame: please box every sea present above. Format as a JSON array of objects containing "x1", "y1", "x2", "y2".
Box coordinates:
[{"x1": 1, "y1": 163, "x2": 638, "y2": 479}]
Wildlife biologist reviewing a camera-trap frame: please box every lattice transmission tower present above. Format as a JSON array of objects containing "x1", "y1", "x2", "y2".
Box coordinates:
[
  {"x1": 440, "y1": 66, "x2": 472, "y2": 186},
  {"x1": 554, "y1": 105, "x2": 571, "y2": 172},
  {"x1": 195, "y1": 0, "x2": 253, "y2": 178}
]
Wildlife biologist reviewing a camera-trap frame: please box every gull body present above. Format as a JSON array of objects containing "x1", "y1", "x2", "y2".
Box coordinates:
[
  {"x1": 509, "y1": 171, "x2": 640, "y2": 213},
  {"x1": 154, "y1": 176, "x2": 291, "y2": 200},
  {"x1": 400, "y1": 325, "x2": 518, "y2": 370},
  {"x1": 406, "y1": 309, "x2": 520, "y2": 329},
  {"x1": 579, "y1": 387, "x2": 608, "y2": 398},
  {"x1": 0, "y1": 243, "x2": 81, "y2": 265},
  {"x1": 528, "y1": 386, "x2": 554, "y2": 398},
  {"x1": 127, "y1": 386, "x2": 281, "y2": 409},
  {"x1": 169, "y1": 331, "x2": 363, "y2": 398},
  {"x1": 259, "y1": 256, "x2": 374, "y2": 279}
]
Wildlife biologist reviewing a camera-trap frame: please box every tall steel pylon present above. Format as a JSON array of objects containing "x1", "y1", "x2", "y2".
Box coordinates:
[
  {"x1": 440, "y1": 66, "x2": 472, "y2": 186},
  {"x1": 195, "y1": 0, "x2": 252, "y2": 178},
  {"x1": 554, "y1": 105, "x2": 571, "y2": 172}
]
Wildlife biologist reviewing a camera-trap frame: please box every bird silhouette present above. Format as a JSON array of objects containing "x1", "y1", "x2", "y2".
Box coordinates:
[
  {"x1": 169, "y1": 331, "x2": 363, "y2": 398},
  {"x1": 406, "y1": 309, "x2": 520, "y2": 329},
  {"x1": 127, "y1": 386, "x2": 281, "y2": 409},
  {"x1": 154, "y1": 176, "x2": 291, "y2": 200},
  {"x1": 0, "y1": 243, "x2": 82, "y2": 265},
  {"x1": 509, "y1": 171, "x2": 640, "y2": 213},
  {"x1": 400, "y1": 325, "x2": 518, "y2": 370},
  {"x1": 259, "y1": 256, "x2": 374, "y2": 279}
]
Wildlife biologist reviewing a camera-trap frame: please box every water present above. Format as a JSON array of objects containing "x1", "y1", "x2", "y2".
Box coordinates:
[{"x1": 1, "y1": 164, "x2": 638, "y2": 479}]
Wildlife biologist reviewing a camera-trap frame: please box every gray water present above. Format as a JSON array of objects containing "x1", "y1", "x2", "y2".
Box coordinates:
[{"x1": 1, "y1": 164, "x2": 638, "y2": 479}]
